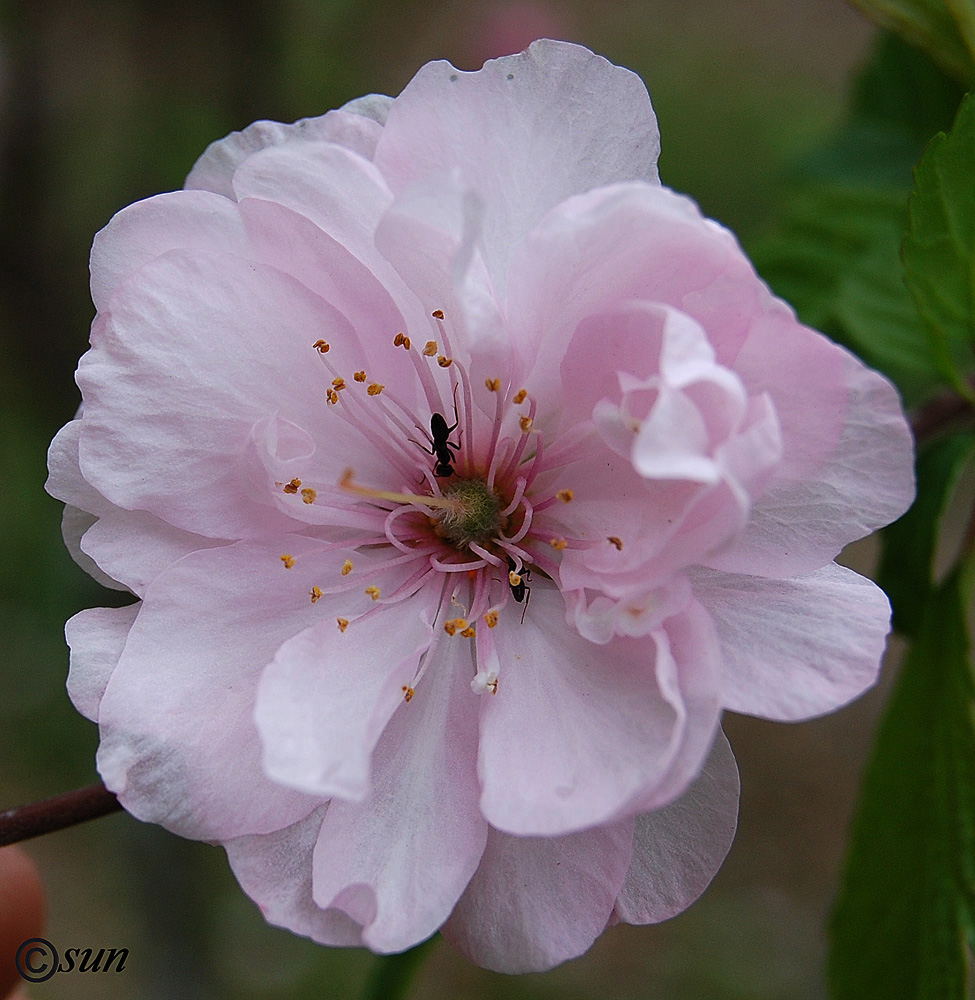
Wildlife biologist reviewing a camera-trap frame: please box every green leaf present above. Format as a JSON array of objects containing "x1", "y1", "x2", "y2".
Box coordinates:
[
  {"x1": 878, "y1": 432, "x2": 975, "y2": 637},
  {"x1": 751, "y1": 33, "x2": 963, "y2": 406},
  {"x1": 848, "y1": 0, "x2": 975, "y2": 84},
  {"x1": 903, "y1": 89, "x2": 975, "y2": 399},
  {"x1": 829, "y1": 557, "x2": 975, "y2": 1000}
]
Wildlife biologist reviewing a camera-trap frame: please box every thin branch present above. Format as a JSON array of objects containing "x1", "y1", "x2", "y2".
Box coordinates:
[{"x1": 0, "y1": 782, "x2": 122, "y2": 847}]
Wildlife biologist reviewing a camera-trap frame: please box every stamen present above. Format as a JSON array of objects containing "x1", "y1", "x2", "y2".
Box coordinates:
[
  {"x1": 310, "y1": 586, "x2": 323, "y2": 603},
  {"x1": 444, "y1": 617, "x2": 468, "y2": 636},
  {"x1": 469, "y1": 542, "x2": 504, "y2": 567},
  {"x1": 485, "y1": 378, "x2": 500, "y2": 392},
  {"x1": 280, "y1": 554, "x2": 295, "y2": 569},
  {"x1": 423, "y1": 341, "x2": 438, "y2": 356},
  {"x1": 384, "y1": 505, "x2": 424, "y2": 553},
  {"x1": 340, "y1": 468, "x2": 463, "y2": 512},
  {"x1": 283, "y1": 478, "x2": 301, "y2": 495},
  {"x1": 301, "y1": 488, "x2": 317, "y2": 504},
  {"x1": 608, "y1": 536, "x2": 623, "y2": 550},
  {"x1": 402, "y1": 686, "x2": 415, "y2": 702},
  {"x1": 484, "y1": 610, "x2": 499, "y2": 628},
  {"x1": 353, "y1": 371, "x2": 366, "y2": 382},
  {"x1": 367, "y1": 383, "x2": 385, "y2": 396},
  {"x1": 500, "y1": 476, "x2": 527, "y2": 517},
  {"x1": 513, "y1": 388, "x2": 527, "y2": 405},
  {"x1": 341, "y1": 559, "x2": 353, "y2": 576},
  {"x1": 337, "y1": 617, "x2": 349, "y2": 632},
  {"x1": 549, "y1": 537, "x2": 567, "y2": 550},
  {"x1": 505, "y1": 496, "x2": 534, "y2": 544},
  {"x1": 432, "y1": 309, "x2": 445, "y2": 320},
  {"x1": 557, "y1": 489, "x2": 574, "y2": 503},
  {"x1": 332, "y1": 377, "x2": 346, "y2": 391},
  {"x1": 312, "y1": 340, "x2": 330, "y2": 353},
  {"x1": 365, "y1": 585, "x2": 381, "y2": 601},
  {"x1": 438, "y1": 356, "x2": 452, "y2": 368},
  {"x1": 430, "y1": 554, "x2": 488, "y2": 572}
]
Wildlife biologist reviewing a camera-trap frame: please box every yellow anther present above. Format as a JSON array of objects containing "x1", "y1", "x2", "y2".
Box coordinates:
[
  {"x1": 557, "y1": 489, "x2": 574, "y2": 503},
  {"x1": 367, "y1": 383, "x2": 385, "y2": 396},
  {"x1": 444, "y1": 617, "x2": 469, "y2": 636},
  {"x1": 549, "y1": 537, "x2": 568, "y2": 551},
  {"x1": 460, "y1": 625, "x2": 476, "y2": 638},
  {"x1": 332, "y1": 377, "x2": 346, "y2": 390},
  {"x1": 280, "y1": 553, "x2": 295, "y2": 569},
  {"x1": 337, "y1": 617, "x2": 349, "y2": 632},
  {"x1": 432, "y1": 309, "x2": 445, "y2": 320},
  {"x1": 326, "y1": 389, "x2": 339, "y2": 405},
  {"x1": 508, "y1": 570, "x2": 522, "y2": 587},
  {"x1": 519, "y1": 415, "x2": 533, "y2": 433},
  {"x1": 283, "y1": 478, "x2": 302, "y2": 494},
  {"x1": 301, "y1": 488, "x2": 317, "y2": 505},
  {"x1": 608, "y1": 536, "x2": 623, "y2": 551},
  {"x1": 312, "y1": 340, "x2": 330, "y2": 353},
  {"x1": 437, "y1": 356, "x2": 452, "y2": 368},
  {"x1": 423, "y1": 341, "x2": 438, "y2": 356},
  {"x1": 402, "y1": 686, "x2": 415, "y2": 702},
  {"x1": 393, "y1": 332, "x2": 406, "y2": 347},
  {"x1": 513, "y1": 389, "x2": 527, "y2": 404},
  {"x1": 485, "y1": 378, "x2": 500, "y2": 392},
  {"x1": 353, "y1": 371, "x2": 367, "y2": 382},
  {"x1": 365, "y1": 585, "x2": 381, "y2": 601},
  {"x1": 341, "y1": 559, "x2": 353, "y2": 576},
  {"x1": 310, "y1": 586, "x2": 322, "y2": 604},
  {"x1": 484, "y1": 609, "x2": 499, "y2": 628},
  {"x1": 400, "y1": 336, "x2": 411, "y2": 350}
]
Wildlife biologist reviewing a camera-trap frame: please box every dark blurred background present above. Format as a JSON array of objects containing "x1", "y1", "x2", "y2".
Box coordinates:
[{"x1": 0, "y1": 1, "x2": 888, "y2": 997}]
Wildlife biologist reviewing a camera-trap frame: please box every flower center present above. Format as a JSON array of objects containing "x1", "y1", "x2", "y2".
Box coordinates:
[{"x1": 434, "y1": 478, "x2": 503, "y2": 546}]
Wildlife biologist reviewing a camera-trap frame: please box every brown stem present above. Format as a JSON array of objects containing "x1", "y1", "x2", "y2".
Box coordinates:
[{"x1": 0, "y1": 782, "x2": 122, "y2": 847}]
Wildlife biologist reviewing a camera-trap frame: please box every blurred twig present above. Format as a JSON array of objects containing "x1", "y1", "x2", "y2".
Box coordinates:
[{"x1": 0, "y1": 781, "x2": 121, "y2": 846}]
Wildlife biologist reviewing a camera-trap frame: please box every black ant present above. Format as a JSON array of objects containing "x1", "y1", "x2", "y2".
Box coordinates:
[
  {"x1": 428, "y1": 410, "x2": 461, "y2": 477},
  {"x1": 417, "y1": 385, "x2": 461, "y2": 477},
  {"x1": 506, "y1": 556, "x2": 532, "y2": 622}
]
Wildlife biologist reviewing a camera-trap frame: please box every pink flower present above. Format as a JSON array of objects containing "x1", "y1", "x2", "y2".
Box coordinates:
[{"x1": 47, "y1": 40, "x2": 914, "y2": 973}]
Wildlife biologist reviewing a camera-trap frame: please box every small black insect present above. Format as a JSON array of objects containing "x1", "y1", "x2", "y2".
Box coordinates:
[
  {"x1": 506, "y1": 556, "x2": 532, "y2": 621},
  {"x1": 428, "y1": 410, "x2": 461, "y2": 477}
]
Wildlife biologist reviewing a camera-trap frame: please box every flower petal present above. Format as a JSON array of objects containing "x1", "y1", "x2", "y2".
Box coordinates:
[
  {"x1": 225, "y1": 806, "x2": 363, "y2": 947},
  {"x1": 442, "y1": 818, "x2": 634, "y2": 974},
  {"x1": 65, "y1": 603, "x2": 140, "y2": 721},
  {"x1": 255, "y1": 586, "x2": 440, "y2": 800},
  {"x1": 374, "y1": 39, "x2": 659, "y2": 293},
  {"x1": 90, "y1": 190, "x2": 252, "y2": 312},
  {"x1": 478, "y1": 583, "x2": 686, "y2": 836},
  {"x1": 707, "y1": 322, "x2": 915, "y2": 577},
  {"x1": 614, "y1": 728, "x2": 739, "y2": 924},
  {"x1": 77, "y1": 250, "x2": 355, "y2": 539},
  {"x1": 507, "y1": 182, "x2": 759, "y2": 414},
  {"x1": 95, "y1": 536, "x2": 333, "y2": 840},
  {"x1": 184, "y1": 109, "x2": 386, "y2": 199},
  {"x1": 690, "y1": 561, "x2": 892, "y2": 720},
  {"x1": 311, "y1": 640, "x2": 487, "y2": 953}
]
